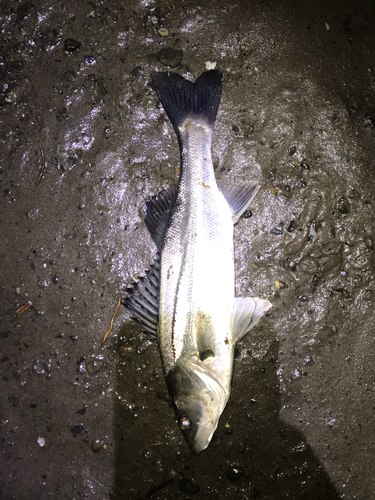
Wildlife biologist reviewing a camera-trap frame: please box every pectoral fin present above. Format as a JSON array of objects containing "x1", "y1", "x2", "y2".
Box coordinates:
[
  {"x1": 230, "y1": 297, "x2": 272, "y2": 344},
  {"x1": 219, "y1": 182, "x2": 260, "y2": 223}
]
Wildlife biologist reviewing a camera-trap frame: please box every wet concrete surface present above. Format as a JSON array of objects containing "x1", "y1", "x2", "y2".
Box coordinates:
[{"x1": 1, "y1": 0, "x2": 375, "y2": 498}]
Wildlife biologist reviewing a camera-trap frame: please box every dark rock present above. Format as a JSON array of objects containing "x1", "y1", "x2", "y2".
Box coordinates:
[
  {"x1": 70, "y1": 424, "x2": 83, "y2": 435},
  {"x1": 64, "y1": 39, "x2": 81, "y2": 52},
  {"x1": 226, "y1": 465, "x2": 244, "y2": 482},
  {"x1": 299, "y1": 161, "x2": 310, "y2": 171},
  {"x1": 288, "y1": 146, "x2": 297, "y2": 156},
  {"x1": 241, "y1": 209, "x2": 252, "y2": 218},
  {"x1": 178, "y1": 477, "x2": 200, "y2": 494},
  {"x1": 157, "y1": 48, "x2": 183, "y2": 68}
]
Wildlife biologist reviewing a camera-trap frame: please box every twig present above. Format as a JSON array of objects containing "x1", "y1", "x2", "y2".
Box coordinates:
[{"x1": 102, "y1": 297, "x2": 121, "y2": 343}]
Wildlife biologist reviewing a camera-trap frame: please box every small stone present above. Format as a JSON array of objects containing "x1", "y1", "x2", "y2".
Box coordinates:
[
  {"x1": 178, "y1": 477, "x2": 200, "y2": 494},
  {"x1": 270, "y1": 227, "x2": 283, "y2": 235},
  {"x1": 241, "y1": 209, "x2": 252, "y2": 218},
  {"x1": 86, "y1": 359, "x2": 103, "y2": 375},
  {"x1": 70, "y1": 424, "x2": 83, "y2": 435},
  {"x1": 226, "y1": 465, "x2": 243, "y2": 482},
  {"x1": 158, "y1": 28, "x2": 169, "y2": 37},
  {"x1": 37, "y1": 437, "x2": 46, "y2": 447},
  {"x1": 288, "y1": 146, "x2": 297, "y2": 156},
  {"x1": 299, "y1": 161, "x2": 310, "y2": 171},
  {"x1": 84, "y1": 55, "x2": 96, "y2": 65},
  {"x1": 205, "y1": 61, "x2": 217, "y2": 70},
  {"x1": 64, "y1": 39, "x2": 81, "y2": 52},
  {"x1": 157, "y1": 48, "x2": 182, "y2": 68},
  {"x1": 91, "y1": 439, "x2": 103, "y2": 453}
]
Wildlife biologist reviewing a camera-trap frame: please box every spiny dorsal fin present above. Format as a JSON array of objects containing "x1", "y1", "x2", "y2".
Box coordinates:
[
  {"x1": 144, "y1": 185, "x2": 178, "y2": 253},
  {"x1": 230, "y1": 297, "x2": 272, "y2": 344},
  {"x1": 219, "y1": 182, "x2": 260, "y2": 224},
  {"x1": 122, "y1": 258, "x2": 160, "y2": 341}
]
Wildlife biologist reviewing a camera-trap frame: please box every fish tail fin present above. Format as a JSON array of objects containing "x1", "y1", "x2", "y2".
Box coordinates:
[{"x1": 150, "y1": 70, "x2": 222, "y2": 135}]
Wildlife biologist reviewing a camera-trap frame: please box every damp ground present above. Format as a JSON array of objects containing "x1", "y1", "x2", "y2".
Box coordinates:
[{"x1": 1, "y1": 0, "x2": 375, "y2": 499}]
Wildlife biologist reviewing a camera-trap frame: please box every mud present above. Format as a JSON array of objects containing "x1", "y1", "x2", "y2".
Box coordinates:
[{"x1": 1, "y1": 0, "x2": 375, "y2": 499}]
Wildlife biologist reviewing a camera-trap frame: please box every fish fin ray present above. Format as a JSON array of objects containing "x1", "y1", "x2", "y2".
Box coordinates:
[
  {"x1": 219, "y1": 182, "x2": 261, "y2": 224},
  {"x1": 122, "y1": 257, "x2": 160, "y2": 341},
  {"x1": 144, "y1": 185, "x2": 178, "y2": 252},
  {"x1": 150, "y1": 70, "x2": 222, "y2": 136},
  {"x1": 230, "y1": 297, "x2": 272, "y2": 344}
]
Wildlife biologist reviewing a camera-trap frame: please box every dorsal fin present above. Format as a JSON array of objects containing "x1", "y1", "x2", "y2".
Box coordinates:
[
  {"x1": 122, "y1": 258, "x2": 160, "y2": 341},
  {"x1": 144, "y1": 185, "x2": 178, "y2": 252}
]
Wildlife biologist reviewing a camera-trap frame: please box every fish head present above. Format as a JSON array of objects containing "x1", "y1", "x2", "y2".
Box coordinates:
[{"x1": 165, "y1": 359, "x2": 228, "y2": 454}]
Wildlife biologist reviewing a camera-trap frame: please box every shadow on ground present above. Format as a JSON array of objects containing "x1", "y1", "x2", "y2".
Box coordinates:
[{"x1": 113, "y1": 324, "x2": 340, "y2": 500}]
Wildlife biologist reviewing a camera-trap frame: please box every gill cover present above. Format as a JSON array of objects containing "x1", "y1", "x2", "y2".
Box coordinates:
[{"x1": 165, "y1": 359, "x2": 227, "y2": 455}]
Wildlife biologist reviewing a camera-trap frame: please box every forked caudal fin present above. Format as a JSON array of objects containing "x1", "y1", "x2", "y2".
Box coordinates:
[{"x1": 150, "y1": 70, "x2": 222, "y2": 139}]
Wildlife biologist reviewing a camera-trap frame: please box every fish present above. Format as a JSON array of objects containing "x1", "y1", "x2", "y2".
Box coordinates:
[{"x1": 123, "y1": 70, "x2": 272, "y2": 454}]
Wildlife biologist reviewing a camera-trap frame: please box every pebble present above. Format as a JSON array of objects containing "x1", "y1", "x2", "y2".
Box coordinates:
[
  {"x1": 270, "y1": 227, "x2": 283, "y2": 235},
  {"x1": 158, "y1": 28, "x2": 168, "y2": 37},
  {"x1": 84, "y1": 55, "x2": 96, "y2": 65},
  {"x1": 64, "y1": 39, "x2": 81, "y2": 52},
  {"x1": 91, "y1": 439, "x2": 103, "y2": 453},
  {"x1": 226, "y1": 465, "x2": 243, "y2": 482},
  {"x1": 86, "y1": 359, "x2": 103, "y2": 375},
  {"x1": 178, "y1": 477, "x2": 200, "y2": 494},
  {"x1": 241, "y1": 209, "x2": 252, "y2": 218},
  {"x1": 157, "y1": 48, "x2": 182, "y2": 68}
]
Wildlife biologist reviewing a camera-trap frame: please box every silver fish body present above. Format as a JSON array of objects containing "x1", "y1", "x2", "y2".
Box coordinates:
[{"x1": 123, "y1": 70, "x2": 272, "y2": 454}]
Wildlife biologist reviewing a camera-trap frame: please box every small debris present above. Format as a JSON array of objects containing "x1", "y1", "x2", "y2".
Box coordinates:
[
  {"x1": 37, "y1": 437, "x2": 45, "y2": 447},
  {"x1": 275, "y1": 279, "x2": 286, "y2": 289},
  {"x1": 84, "y1": 55, "x2": 96, "y2": 65},
  {"x1": 269, "y1": 187, "x2": 279, "y2": 195},
  {"x1": 226, "y1": 465, "x2": 243, "y2": 482},
  {"x1": 325, "y1": 22, "x2": 330, "y2": 30},
  {"x1": 64, "y1": 39, "x2": 81, "y2": 52},
  {"x1": 288, "y1": 146, "x2": 297, "y2": 156},
  {"x1": 158, "y1": 28, "x2": 169, "y2": 37},
  {"x1": 270, "y1": 227, "x2": 283, "y2": 235},
  {"x1": 16, "y1": 302, "x2": 32, "y2": 314},
  {"x1": 103, "y1": 298, "x2": 121, "y2": 343},
  {"x1": 38, "y1": 141, "x2": 46, "y2": 184},
  {"x1": 205, "y1": 61, "x2": 217, "y2": 70}
]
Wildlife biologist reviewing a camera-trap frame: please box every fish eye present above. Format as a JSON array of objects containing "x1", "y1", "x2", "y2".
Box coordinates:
[
  {"x1": 199, "y1": 349, "x2": 215, "y2": 361},
  {"x1": 179, "y1": 415, "x2": 192, "y2": 431}
]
